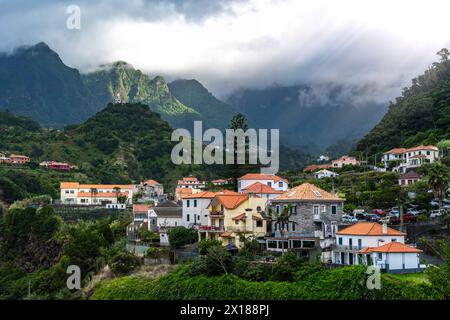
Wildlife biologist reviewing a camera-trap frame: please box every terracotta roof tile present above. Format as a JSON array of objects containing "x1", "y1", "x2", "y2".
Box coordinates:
[
  {"x1": 337, "y1": 222, "x2": 406, "y2": 236},
  {"x1": 274, "y1": 183, "x2": 343, "y2": 201},
  {"x1": 133, "y1": 204, "x2": 151, "y2": 213},
  {"x1": 238, "y1": 173, "x2": 287, "y2": 183},
  {"x1": 359, "y1": 242, "x2": 422, "y2": 253},
  {"x1": 243, "y1": 182, "x2": 283, "y2": 194},
  {"x1": 214, "y1": 194, "x2": 249, "y2": 209}
]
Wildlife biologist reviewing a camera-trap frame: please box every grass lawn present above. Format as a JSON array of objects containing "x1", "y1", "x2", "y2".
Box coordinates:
[{"x1": 386, "y1": 272, "x2": 430, "y2": 284}]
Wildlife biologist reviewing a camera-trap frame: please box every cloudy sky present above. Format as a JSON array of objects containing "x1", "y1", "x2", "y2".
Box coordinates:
[{"x1": 1, "y1": 0, "x2": 450, "y2": 98}]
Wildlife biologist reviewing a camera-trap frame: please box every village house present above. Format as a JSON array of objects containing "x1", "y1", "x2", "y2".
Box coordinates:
[
  {"x1": 332, "y1": 222, "x2": 424, "y2": 273},
  {"x1": 303, "y1": 164, "x2": 333, "y2": 172},
  {"x1": 399, "y1": 171, "x2": 421, "y2": 186},
  {"x1": 242, "y1": 182, "x2": 283, "y2": 200},
  {"x1": 133, "y1": 179, "x2": 165, "y2": 203},
  {"x1": 198, "y1": 193, "x2": 268, "y2": 248},
  {"x1": 314, "y1": 169, "x2": 339, "y2": 179},
  {"x1": 331, "y1": 155, "x2": 360, "y2": 168},
  {"x1": 0, "y1": 153, "x2": 30, "y2": 164},
  {"x1": 175, "y1": 187, "x2": 201, "y2": 201},
  {"x1": 237, "y1": 173, "x2": 288, "y2": 192},
  {"x1": 176, "y1": 176, "x2": 206, "y2": 189},
  {"x1": 40, "y1": 161, "x2": 73, "y2": 171},
  {"x1": 266, "y1": 183, "x2": 345, "y2": 262},
  {"x1": 60, "y1": 182, "x2": 134, "y2": 205},
  {"x1": 383, "y1": 145, "x2": 439, "y2": 173},
  {"x1": 210, "y1": 178, "x2": 230, "y2": 186},
  {"x1": 181, "y1": 191, "x2": 219, "y2": 228}
]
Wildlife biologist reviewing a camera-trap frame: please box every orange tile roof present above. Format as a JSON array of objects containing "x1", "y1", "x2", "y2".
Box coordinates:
[
  {"x1": 133, "y1": 204, "x2": 151, "y2": 213},
  {"x1": 214, "y1": 194, "x2": 249, "y2": 209},
  {"x1": 78, "y1": 192, "x2": 129, "y2": 198},
  {"x1": 337, "y1": 222, "x2": 406, "y2": 236},
  {"x1": 405, "y1": 145, "x2": 438, "y2": 152},
  {"x1": 359, "y1": 242, "x2": 422, "y2": 253},
  {"x1": 303, "y1": 164, "x2": 332, "y2": 172},
  {"x1": 232, "y1": 213, "x2": 246, "y2": 221},
  {"x1": 242, "y1": 182, "x2": 283, "y2": 194},
  {"x1": 238, "y1": 173, "x2": 287, "y2": 183},
  {"x1": 220, "y1": 231, "x2": 233, "y2": 237},
  {"x1": 274, "y1": 183, "x2": 343, "y2": 201},
  {"x1": 143, "y1": 179, "x2": 161, "y2": 186},
  {"x1": 176, "y1": 188, "x2": 193, "y2": 196},
  {"x1": 182, "y1": 191, "x2": 217, "y2": 199},
  {"x1": 384, "y1": 148, "x2": 407, "y2": 155},
  {"x1": 60, "y1": 182, "x2": 133, "y2": 189},
  {"x1": 216, "y1": 190, "x2": 240, "y2": 195}
]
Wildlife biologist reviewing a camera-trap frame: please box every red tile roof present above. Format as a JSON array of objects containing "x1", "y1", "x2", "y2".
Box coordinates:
[
  {"x1": 232, "y1": 213, "x2": 246, "y2": 221},
  {"x1": 337, "y1": 222, "x2": 406, "y2": 236},
  {"x1": 275, "y1": 183, "x2": 343, "y2": 201},
  {"x1": 384, "y1": 148, "x2": 407, "y2": 155},
  {"x1": 214, "y1": 194, "x2": 249, "y2": 209},
  {"x1": 238, "y1": 173, "x2": 287, "y2": 183},
  {"x1": 143, "y1": 179, "x2": 161, "y2": 186},
  {"x1": 133, "y1": 204, "x2": 151, "y2": 213},
  {"x1": 359, "y1": 242, "x2": 422, "y2": 253},
  {"x1": 303, "y1": 164, "x2": 333, "y2": 172},
  {"x1": 242, "y1": 182, "x2": 283, "y2": 194}
]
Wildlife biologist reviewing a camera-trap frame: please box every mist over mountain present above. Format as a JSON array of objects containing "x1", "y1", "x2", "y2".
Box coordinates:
[
  {"x1": 226, "y1": 83, "x2": 388, "y2": 150},
  {"x1": 0, "y1": 42, "x2": 98, "y2": 127}
]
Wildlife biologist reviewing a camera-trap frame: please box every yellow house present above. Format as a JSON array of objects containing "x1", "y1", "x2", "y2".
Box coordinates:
[{"x1": 199, "y1": 193, "x2": 268, "y2": 248}]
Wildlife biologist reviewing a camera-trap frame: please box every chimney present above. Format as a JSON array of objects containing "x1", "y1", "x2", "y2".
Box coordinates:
[{"x1": 382, "y1": 222, "x2": 388, "y2": 234}]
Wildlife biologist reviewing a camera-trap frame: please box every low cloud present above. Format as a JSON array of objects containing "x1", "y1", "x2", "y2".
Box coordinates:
[{"x1": 1, "y1": 0, "x2": 450, "y2": 100}]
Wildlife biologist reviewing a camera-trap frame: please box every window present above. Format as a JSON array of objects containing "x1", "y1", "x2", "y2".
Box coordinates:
[
  {"x1": 313, "y1": 205, "x2": 319, "y2": 215},
  {"x1": 198, "y1": 215, "x2": 200, "y2": 221},
  {"x1": 349, "y1": 238, "x2": 353, "y2": 249},
  {"x1": 321, "y1": 205, "x2": 326, "y2": 213},
  {"x1": 256, "y1": 220, "x2": 263, "y2": 228},
  {"x1": 278, "y1": 181, "x2": 283, "y2": 187},
  {"x1": 291, "y1": 205, "x2": 297, "y2": 214},
  {"x1": 186, "y1": 200, "x2": 190, "y2": 207},
  {"x1": 276, "y1": 205, "x2": 280, "y2": 214},
  {"x1": 331, "y1": 205, "x2": 337, "y2": 215},
  {"x1": 256, "y1": 206, "x2": 262, "y2": 212},
  {"x1": 358, "y1": 239, "x2": 362, "y2": 249},
  {"x1": 378, "y1": 253, "x2": 382, "y2": 260},
  {"x1": 65, "y1": 190, "x2": 69, "y2": 194},
  {"x1": 292, "y1": 223, "x2": 296, "y2": 231},
  {"x1": 81, "y1": 199, "x2": 86, "y2": 203},
  {"x1": 235, "y1": 220, "x2": 239, "y2": 225},
  {"x1": 70, "y1": 190, "x2": 74, "y2": 194},
  {"x1": 391, "y1": 238, "x2": 397, "y2": 242},
  {"x1": 338, "y1": 237, "x2": 343, "y2": 245},
  {"x1": 267, "y1": 181, "x2": 272, "y2": 187},
  {"x1": 194, "y1": 200, "x2": 197, "y2": 207},
  {"x1": 427, "y1": 151, "x2": 430, "y2": 155},
  {"x1": 186, "y1": 214, "x2": 190, "y2": 222}
]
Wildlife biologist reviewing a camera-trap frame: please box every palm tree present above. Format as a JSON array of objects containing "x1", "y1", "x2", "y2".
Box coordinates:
[
  {"x1": 270, "y1": 204, "x2": 297, "y2": 239},
  {"x1": 426, "y1": 162, "x2": 449, "y2": 211},
  {"x1": 89, "y1": 188, "x2": 98, "y2": 205},
  {"x1": 113, "y1": 187, "x2": 121, "y2": 204}
]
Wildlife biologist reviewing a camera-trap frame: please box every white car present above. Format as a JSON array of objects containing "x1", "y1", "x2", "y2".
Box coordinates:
[
  {"x1": 342, "y1": 215, "x2": 358, "y2": 223},
  {"x1": 430, "y1": 209, "x2": 446, "y2": 219}
]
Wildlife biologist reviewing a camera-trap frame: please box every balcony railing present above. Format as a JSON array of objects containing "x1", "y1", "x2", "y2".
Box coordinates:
[
  {"x1": 210, "y1": 211, "x2": 224, "y2": 216},
  {"x1": 313, "y1": 213, "x2": 321, "y2": 220},
  {"x1": 198, "y1": 225, "x2": 225, "y2": 232},
  {"x1": 333, "y1": 244, "x2": 364, "y2": 251}
]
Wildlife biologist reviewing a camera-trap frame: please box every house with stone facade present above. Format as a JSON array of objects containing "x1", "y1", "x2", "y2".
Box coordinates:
[{"x1": 266, "y1": 183, "x2": 345, "y2": 262}]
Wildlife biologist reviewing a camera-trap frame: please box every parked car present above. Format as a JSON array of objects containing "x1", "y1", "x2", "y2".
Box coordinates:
[
  {"x1": 407, "y1": 208, "x2": 420, "y2": 216},
  {"x1": 342, "y1": 215, "x2": 358, "y2": 223},
  {"x1": 403, "y1": 213, "x2": 417, "y2": 223},
  {"x1": 355, "y1": 212, "x2": 369, "y2": 221},
  {"x1": 430, "y1": 209, "x2": 446, "y2": 219},
  {"x1": 365, "y1": 214, "x2": 381, "y2": 222},
  {"x1": 372, "y1": 209, "x2": 385, "y2": 215}
]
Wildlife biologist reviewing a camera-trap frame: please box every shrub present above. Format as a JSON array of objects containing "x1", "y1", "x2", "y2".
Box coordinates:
[
  {"x1": 198, "y1": 239, "x2": 222, "y2": 255},
  {"x1": 110, "y1": 251, "x2": 142, "y2": 276}
]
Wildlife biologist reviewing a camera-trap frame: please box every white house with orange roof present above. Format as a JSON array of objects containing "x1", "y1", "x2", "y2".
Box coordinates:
[
  {"x1": 237, "y1": 173, "x2": 288, "y2": 192},
  {"x1": 242, "y1": 182, "x2": 283, "y2": 200},
  {"x1": 333, "y1": 222, "x2": 424, "y2": 273},
  {"x1": 176, "y1": 176, "x2": 206, "y2": 189},
  {"x1": 383, "y1": 145, "x2": 439, "y2": 172},
  {"x1": 331, "y1": 155, "x2": 360, "y2": 168},
  {"x1": 60, "y1": 182, "x2": 134, "y2": 205},
  {"x1": 181, "y1": 190, "x2": 218, "y2": 228}
]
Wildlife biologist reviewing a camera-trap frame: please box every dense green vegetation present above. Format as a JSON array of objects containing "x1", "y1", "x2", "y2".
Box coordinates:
[
  {"x1": 82, "y1": 62, "x2": 202, "y2": 129},
  {"x1": 355, "y1": 49, "x2": 450, "y2": 157}
]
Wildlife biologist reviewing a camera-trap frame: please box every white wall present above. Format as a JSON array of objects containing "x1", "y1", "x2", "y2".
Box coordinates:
[
  {"x1": 238, "y1": 179, "x2": 288, "y2": 192},
  {"x1": 182, "y1": 198, "x2": 212, "y2": 227},
  {"x1": 337, "y1": 234, "x2": 405, "y2": 248}
]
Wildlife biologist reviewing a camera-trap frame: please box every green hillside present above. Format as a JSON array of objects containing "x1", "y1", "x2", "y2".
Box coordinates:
[
  {"x1": 82, "y1": 62, "x2": 202, "y2": 129},
  {"x1": 355, "y1": 49, "x2": 450, "y2": 156},
  {"x1": 168, "y1": 79, "x2": 236, "y2": 129}
]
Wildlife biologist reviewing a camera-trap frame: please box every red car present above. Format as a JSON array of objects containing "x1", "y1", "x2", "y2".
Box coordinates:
[
  {"x1": 372, "y1": 209, "x2": 385, "y2": 216},
  {"x1": 402, "y1": 213, "x2": 417, "y2": 223}
]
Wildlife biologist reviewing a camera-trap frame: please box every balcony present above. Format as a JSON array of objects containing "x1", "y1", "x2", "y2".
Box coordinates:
[
  {"x1": 210, "y1": 210, "x2": 224, "y2": 217},
  {"x1": 198, "y1": 225, "x2": 225, "y2": 233},
  {"x1": 333, "y1": 244, "x2": 364, "y2": 251},
  {"x1": 313, "y1": 213, "x2": 321, "y2": 221},
  {"x1": 227, "y1": 225, "x2": 251, "y2": 233}
]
